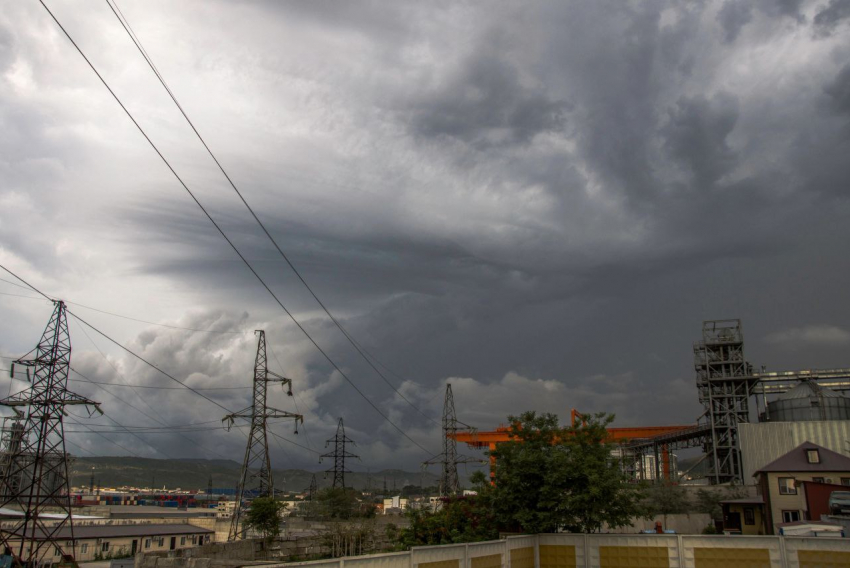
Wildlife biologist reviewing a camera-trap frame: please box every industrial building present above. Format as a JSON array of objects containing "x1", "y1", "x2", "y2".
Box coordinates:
[
  {"x1": 453, "y1": 319, "x2": 850, "y2": 490},
  {"x1": 2, "y1": 523, "x2": 213, "y2": 564}
]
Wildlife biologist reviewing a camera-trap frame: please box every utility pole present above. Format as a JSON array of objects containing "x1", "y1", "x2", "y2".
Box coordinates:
[
  {"x1": 423, "y1": 384, "x2": 478, "y2": 497},
  {"x1": 308, "y1": 473, "x2": 317, "y2": 501},
  {"x1": 223, "y1": 331, "x2": 303, "y2": 541},
  {"x1": 306, "y1": 473, "x2": 317, "y2": 517},
  {"x1": 0, "y1": 301, "x2": 101, "y2": 565},
  {"x1": 207, "y1": 475, "x2": 213, "y2": 496},
  {"x1": 89, "y1": 467, "x2": 95, "y2": 494},
  {"x1": 320, "y1": 418, "x2": 358, "y2": 489}
]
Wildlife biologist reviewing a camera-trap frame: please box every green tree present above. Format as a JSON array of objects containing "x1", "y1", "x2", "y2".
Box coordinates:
[
  {"x1": 483, "y1": 411, "x2": 645, "y2": 533},
  {"x1": 317, "y1": 487, "x2": 360, "y2": 519},
  {"x1": 244, "y1": 497, "x2": 286, "y2": 538},
  {"x1": 644, "y1": 482, "x2": 690, "y2": 526},
  {"x1": 398, "y1": 495, "x2": 498, "y2": 547}
]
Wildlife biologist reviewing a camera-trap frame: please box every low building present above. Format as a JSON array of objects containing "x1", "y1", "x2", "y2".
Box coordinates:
[
  {"x1": 720, "y1": 497, "x2": 767, "y2": 535},
  {"x1": 5, "y1": 523, "x2": 214, "y2": 564},
  {"x1": 382, "y1": 496, "x2": 408, "y2": 514},
  {"x1": 754, "y1": 441, "x2": 850, "y2": 534}
]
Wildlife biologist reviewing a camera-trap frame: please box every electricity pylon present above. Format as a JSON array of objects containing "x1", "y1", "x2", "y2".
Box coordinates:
[
  {"x1": 223, "y1": 330, "x2": 303, "y2": 541},
  {"x1": 423, "y1": 384, "x2": 478, "y2": 496},
  {"x1": 320, "y1": 418, "x2": 358, "y2": 489},
  {"x1": 0, "y1": 300, "x2": 101, "y2": 565}
]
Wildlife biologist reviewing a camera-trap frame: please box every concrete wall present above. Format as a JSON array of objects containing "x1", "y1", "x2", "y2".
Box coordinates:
[{"x1": 137, "y1": 533, "x2": 850, "y2": 568}]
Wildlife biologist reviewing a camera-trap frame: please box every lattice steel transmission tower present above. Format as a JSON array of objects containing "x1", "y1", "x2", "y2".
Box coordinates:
[
  {"x1": 320, "y1": 418, "x2": 358, "y2": 489},
  {"x1": 423, "y1": 384, "x2": 478, "y2": 496},
  {"x1": 224, "y1": 330, "x2": 303, "y2": 541},
  {"x1": 695, "y1": 320, "x2": 756, "y2": 485},
  {"x1": 0, "y1": 300, "x2": 101, "y2": 565}
]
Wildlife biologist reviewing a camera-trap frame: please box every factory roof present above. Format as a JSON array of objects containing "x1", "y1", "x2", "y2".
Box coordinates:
[
  {"x1": 755, "y1": 441, "x2": 850, "y2": 475},
  {"x1": 5, "y1": 523, "x2": 213, "y2": 541}
]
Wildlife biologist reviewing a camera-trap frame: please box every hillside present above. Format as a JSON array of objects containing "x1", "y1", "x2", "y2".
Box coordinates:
[{"x1": 69, "y1": 457, "x2": 441, "y2": 493}]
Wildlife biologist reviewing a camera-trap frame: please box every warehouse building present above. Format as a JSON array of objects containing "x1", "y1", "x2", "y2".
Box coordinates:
[
  {"x1": 4, "y1": 523, "x2": 213, "y2": 564},
  {"x1": 739, "y1": 381, "x2": 850, "y2": 483}
]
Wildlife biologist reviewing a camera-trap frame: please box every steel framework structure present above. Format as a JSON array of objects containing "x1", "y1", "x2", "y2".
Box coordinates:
[
  {"x1": 0, "y1": 301, "x2": 100, "y2": 565},
  {"x1": 320, "y1": 418, "x2": 358, "y2": 489},
  {"x1": 224, "y1": 330, "x2": 302, "y2": 541},
  {"x1": 694, "y1": 319, "x2": 758, "y2": 485},
  {"x1": 422, "y1": 384, "x2": 478, "y2": 496}
]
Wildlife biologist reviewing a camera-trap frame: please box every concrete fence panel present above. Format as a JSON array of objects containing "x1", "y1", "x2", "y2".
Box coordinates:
[
  {"x1": 412, "y1": 543, "x2": 467, "y2": 568},
  {"x1": 505, "y1": 535, "x2": 537, "y2": 568},
  {"x1": 467, "y1": 540, "x2": 506, "y2": 568},
  {"x1": 271, "y1": 559, "x2": 342, "y2": 568},
  {"x1": 587, "y1": 534, "x2": 679, "y2": 568},
  {"x1": 538, "y1": 534, "x2": 584, "y2": 568},
  {"x1": 680, "y1": 535, "x2": 780, "y2": 568},
  {"x1": 345, "y1": 552, "x2": 412, "y2": 568},
  {"x1": 783, "y1": 536, "x2": 850, "y2": 568}
]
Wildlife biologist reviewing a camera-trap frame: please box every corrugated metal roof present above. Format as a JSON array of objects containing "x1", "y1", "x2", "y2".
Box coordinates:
[
  {"x1": 778, "y1": 380, "x2": 844, "y2": 400},
  {"x1": 5, "y1": 523, "x2": 213, "y2": 541}
]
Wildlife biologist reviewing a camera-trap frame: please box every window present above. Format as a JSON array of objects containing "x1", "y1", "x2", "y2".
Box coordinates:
[
  {"x1": 81, "y1": 544, "x2": 88, "y2": 554},
  {"x1": 180, "y1": 537, "x2": 186, "y2": 546},
  {"x1": 783, "y1": 510, "x2": 801, "y2": 523},
  {"x1": 55, "y1": 549, "x2": 61, "y2": 557},
  {"x1": 744, "y1": 508, "x2": 755, "y2": 525},
  {"x1": 779, "y1": 477, "x2": 797, "y2": 495},
  {"x1": 192, "y1": 536, "x2": 197, "y2": 545},
  {"x1": 842, "y1": 478, "x2": 850, "y2": 486},
  {"x1": 145, "y1": 539, "x2": 151, "y2": 549},
  {"x1": 101, "y1": 542, "x2": 110, "y2": 553},
  {"x1": 806, "y1": 449, "x2": 820, "y2": 464},
  {"x1": 813, "y1": 477, "x2": 825, "y2": 484}
]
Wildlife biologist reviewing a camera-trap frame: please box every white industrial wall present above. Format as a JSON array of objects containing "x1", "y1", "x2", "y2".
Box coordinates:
[
  {"x1": 267, "y1": 533, "x2": 850, "y2": 568},
  {"x1": 739, "y1": 421, "x2": 850, "y2": 483}
]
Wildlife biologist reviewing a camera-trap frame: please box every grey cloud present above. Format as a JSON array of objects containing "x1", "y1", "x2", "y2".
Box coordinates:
[
  {"x1": 813, "y1": 0, "x2": 850, "y2": 35},
  {"x1": 824, "y1": 63, "x2": 850, "y2": 116},
  {"x1": 717, "y1": 0, "x2": 753, "y2": 43},
  {"x1": 4, "y1": 0, "x2": 850, "y2": 469},
  {"x1": 758, "y1": 0, "x2": 806, "y2": 21},
  {"x1": 662, "y1": 92, "x2": 740, "y2": 188},
  {"x1": 409, "y1": 53, "x2": 567, "y2": 148}
]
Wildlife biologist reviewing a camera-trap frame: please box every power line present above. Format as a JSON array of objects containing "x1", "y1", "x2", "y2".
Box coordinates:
[
  {"x1": 69, "y1": 377, "x2": 249, "y2": 390},
  {"x1": 1, "y1": 276, "x2": 247, "y2": 335},
  {"x1": 1, "y1": 268, "x2": 320, "y2": 462},
  {"x1": 104, "y1": 0, "x2": 439, "y2": 428},
  {"x1": 34, "y1": 3, "x2": 435, "y2": 455}
]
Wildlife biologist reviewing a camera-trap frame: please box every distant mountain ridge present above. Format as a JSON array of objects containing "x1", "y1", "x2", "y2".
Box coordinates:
[{"x1": 69, "y1": 456, "x2": 441, "y2": 493}]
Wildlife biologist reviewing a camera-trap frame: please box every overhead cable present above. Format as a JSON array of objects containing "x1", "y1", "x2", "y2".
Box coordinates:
[
  {"x1": 105, "y1": 0, "x2": 438, "y2": 427},
  {"x1": 35, "y1": 2, "x2": 435, "y2": 455}
]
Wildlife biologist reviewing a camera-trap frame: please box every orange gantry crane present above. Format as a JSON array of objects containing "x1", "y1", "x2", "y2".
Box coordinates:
[{"x1": 450, "y1": 409, "x2": 697, "y2": 481}]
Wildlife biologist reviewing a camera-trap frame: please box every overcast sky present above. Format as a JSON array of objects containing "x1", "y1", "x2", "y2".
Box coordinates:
[{"x1": 1, "y1": 0, "x2": 850, "y2": 474}]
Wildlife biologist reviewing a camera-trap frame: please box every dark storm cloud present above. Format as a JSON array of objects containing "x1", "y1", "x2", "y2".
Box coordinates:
[
  {"x1": 813, "y1": 0, "x2": 850, "y2": 34},
  {"x1": 717, "y1": 0, "x2": 753, "y2": 43},
  {"x1": 662, "y1": 93, "x2": 740, "y2": 188},
  {"x1": 409, "y1": 52, "x2": 567, "y2": 148},
  {"x1": 3, "y1": 0, "x2": 850, "y2": 469},
  {"x1": 824, "y1": 63, "x2": 850, "y2": 116}
]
